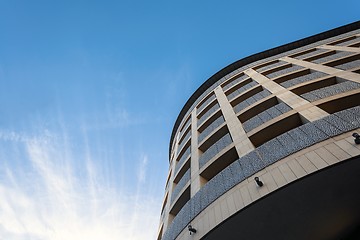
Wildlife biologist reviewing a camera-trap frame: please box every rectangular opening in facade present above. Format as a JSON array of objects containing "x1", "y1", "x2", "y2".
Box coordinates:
[
  {"x1": 248, "y1": 112, "x2": 302, "y2": 147},
  {"x1": 200, "y1": 146, "x2": 239, "y2": 181}
]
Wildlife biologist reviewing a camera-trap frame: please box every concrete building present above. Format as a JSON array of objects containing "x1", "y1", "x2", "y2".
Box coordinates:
[{"x1": 158, "y1": 21, "x2": 360, "y2": 240}]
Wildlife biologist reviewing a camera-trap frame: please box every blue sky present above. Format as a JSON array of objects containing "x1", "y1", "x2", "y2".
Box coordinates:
[{"x1": 0, "y1": 1, "x2": 358, "y2": 239}]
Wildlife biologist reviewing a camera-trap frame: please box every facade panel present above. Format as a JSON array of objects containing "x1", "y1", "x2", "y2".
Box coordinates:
[{"x1": 158, "y1": 21, "x2": 360, "y2": 240}]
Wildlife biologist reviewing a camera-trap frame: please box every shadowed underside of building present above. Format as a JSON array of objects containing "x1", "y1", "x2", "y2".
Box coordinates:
[{"x1": 158, "y1": 21, "x2": 360, "y2": 240}]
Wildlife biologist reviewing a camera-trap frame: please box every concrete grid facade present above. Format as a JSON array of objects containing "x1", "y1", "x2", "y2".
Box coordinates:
[{"x1": 158, "y1": 21, "x2": 360, "y2": 240}]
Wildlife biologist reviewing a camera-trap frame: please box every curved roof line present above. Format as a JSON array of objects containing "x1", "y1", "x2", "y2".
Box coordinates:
[{"x1": 169, "y1": 20, "x2": 360, "y2": 157}]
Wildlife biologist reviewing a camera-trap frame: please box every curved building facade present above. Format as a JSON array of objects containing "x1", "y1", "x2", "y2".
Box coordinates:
[{"x1": 158, "y1": 21, "x2": 360, "y2": 240}]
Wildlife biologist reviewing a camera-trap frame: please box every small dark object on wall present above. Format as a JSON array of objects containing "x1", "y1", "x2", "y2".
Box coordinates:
[
  {"x1": 188, "y1": 225, "x2": 197, "y2": 235},
  {"x1": 353, "y1": 133, "x2": 360, "y2": 145},
  {"x1": 255, "y1": 177, "x2": 263, "y2": 187}
]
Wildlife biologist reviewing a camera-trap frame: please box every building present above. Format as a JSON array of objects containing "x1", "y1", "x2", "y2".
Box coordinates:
[{"x1": 158, "y1": 21, "x2": 360, "y2": 240}]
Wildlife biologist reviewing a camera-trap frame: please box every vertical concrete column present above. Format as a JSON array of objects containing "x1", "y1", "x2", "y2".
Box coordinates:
[
  {"x1": 190, "y1": 109, "x2": 203, "y2": 197},
  {"x1": 172, "y1": 132, "x2": 181, "y2": 183},
  {"x1": 214, "y1": 86, "x2": 255, "y2": 158},
  {"x1": 281, "y1": 56, "x2": 360, "y2": 84},
  {"x1": 245, "y1": 68, "x2": 329, "y2": 122},
  {"x1": 164, "y1": 132, "x2": 180, "y2": 229}
]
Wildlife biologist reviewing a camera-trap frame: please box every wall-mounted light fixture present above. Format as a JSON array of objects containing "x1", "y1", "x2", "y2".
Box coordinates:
[
  {"x1": 254, "y1": 177, "x2": 263, "y2": 187},
  {"x1": 188, "y1": 225, "x2": 197, "y2": 235},
  {"x1": 352, "y1": 133, "x2": 360, "y2": 145}
]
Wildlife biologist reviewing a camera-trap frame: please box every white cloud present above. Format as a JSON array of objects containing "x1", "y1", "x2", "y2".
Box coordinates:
[
  {"x1": 0, "y1": 130, "x2": 30, "y2": 143},
  {"x1": 137, "y1": 155, "x2": 148, "y2": 183},
  {"x1": 0, "y1": 130, "x2": 161, "y2": 240}
]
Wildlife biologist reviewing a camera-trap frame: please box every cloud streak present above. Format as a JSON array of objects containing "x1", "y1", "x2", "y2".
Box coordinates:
[
  {"x1": 137, "y1": 155, "x2": 148, "y2": 184},
  {"x1": 0, "y1": 129, "x2": 161, "y2": 240}
]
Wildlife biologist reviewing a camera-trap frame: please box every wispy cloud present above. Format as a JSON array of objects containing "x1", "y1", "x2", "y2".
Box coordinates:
[
  {"x1": 0, "y1": 130, "x2": 31, "y2": 143},
  {"x1": 137, "y1": 155, "x2": 148, "y2": 184},
  {"x1": 0, "y1": 129, "x2": 161, "y2": 240}
]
